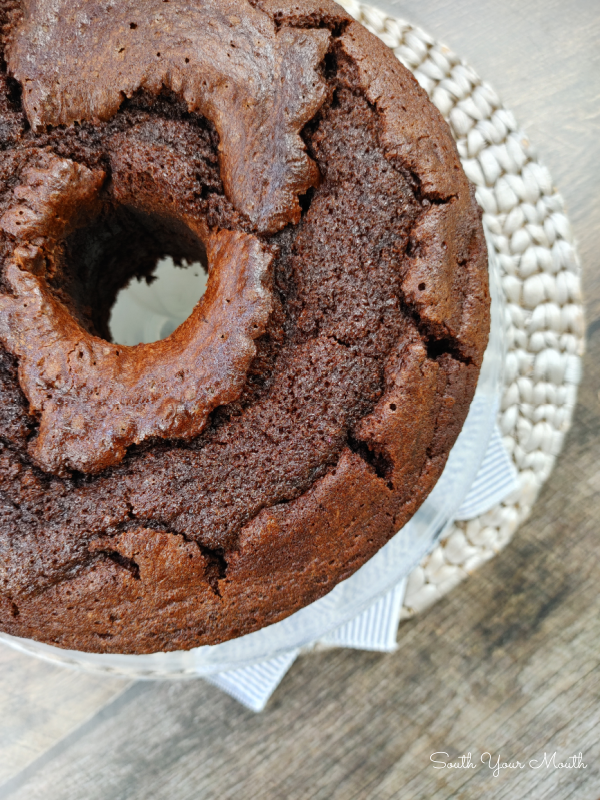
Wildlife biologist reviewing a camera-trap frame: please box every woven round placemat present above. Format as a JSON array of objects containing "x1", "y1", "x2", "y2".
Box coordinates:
[{"x1": 336, "y1": 0, "x2": 585, "y2": 619}]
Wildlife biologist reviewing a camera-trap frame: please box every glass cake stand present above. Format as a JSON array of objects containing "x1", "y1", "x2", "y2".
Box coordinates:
[{"x1": 0, "y1": 238, "x2": 504, "y2": 678}]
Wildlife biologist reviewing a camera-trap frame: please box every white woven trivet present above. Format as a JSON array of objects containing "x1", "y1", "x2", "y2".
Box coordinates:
[
  {"x1": 205, "y1": 2, "x2": 584, "y2": 710},
  {"x1": 344, "y1": 2, "x2": 586, "y2": 619}
]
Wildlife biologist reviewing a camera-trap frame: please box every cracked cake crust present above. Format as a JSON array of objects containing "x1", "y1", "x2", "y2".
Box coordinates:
[{"x1": 0, "y1": 0, "x2": 489, "y2": 653}]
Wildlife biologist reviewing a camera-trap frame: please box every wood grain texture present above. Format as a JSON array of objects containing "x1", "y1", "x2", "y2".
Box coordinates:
[
  {"x1": 0, "y1": 648, "x2": 130, "y2": 786},
  {"x1": 0, "y1": 0, "x2": 599, "y2": 798}
]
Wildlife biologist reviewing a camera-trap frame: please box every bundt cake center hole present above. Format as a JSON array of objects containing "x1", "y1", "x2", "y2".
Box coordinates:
[
  {"x1": 110, "y1": 255, "x2": 208, "y2": 346},
  {"x1": 59, "y1": 205, "x2": 208, "y2": 345}
]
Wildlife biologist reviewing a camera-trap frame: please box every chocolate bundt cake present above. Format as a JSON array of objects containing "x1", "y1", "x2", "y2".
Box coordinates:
[{"x1": 0, "y1": 0, "x2": 490, "y2": 653}]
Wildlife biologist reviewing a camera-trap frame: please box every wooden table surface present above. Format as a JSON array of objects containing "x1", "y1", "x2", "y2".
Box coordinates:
[{"x1": 1, "y1": 1, "x2": 599, "y2": 798}]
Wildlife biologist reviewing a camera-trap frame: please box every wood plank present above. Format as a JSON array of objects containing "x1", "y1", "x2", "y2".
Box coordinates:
[{"x1": 0, "y1": 646, "x2": 130, "y2": 785}]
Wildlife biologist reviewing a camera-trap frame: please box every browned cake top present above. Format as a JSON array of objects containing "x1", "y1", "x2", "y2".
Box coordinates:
[{"x1": 0, "y1": 0, "x2": 490, "y2": 653}]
